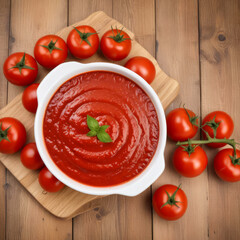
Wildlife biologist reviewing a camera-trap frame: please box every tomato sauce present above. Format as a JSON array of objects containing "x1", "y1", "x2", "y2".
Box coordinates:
[{"x1": 43, "y1": 71, "x2": 159, "y2": 187}]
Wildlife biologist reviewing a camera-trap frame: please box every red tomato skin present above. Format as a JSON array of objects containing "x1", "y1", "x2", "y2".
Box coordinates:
[
  {"x1": 38, "y1": 167, "x2": 64, "y2": 192},
  {"x1": 67, "y1": 25, "x2": 99, "y2": 59},
  {"x1": 173, "y1": 146, "x2": 208, "y2": 177},
  {"x1": 202, "y1": 111, "x2": 234, "y2": 148},
  {"x1": 124, "y1": 56, "x2": 156, "y2": 84},
  {"x1": 22, "y1": 83, "x2": 39, "y2": 113},
  {"x1": 21, "y1": 143, "x2": 44, "y2": 170},
  {"x1": 3, "y1": 52, "x2": 38, "y2": 86},
  {"x1": 0, "y1": 117, "x2": 27, "y2": 154},
  {"x1": 100, "y1": 29, "x2": 131, "y2": 61},
  {"x1": 34, "y1": 35, "x2": 68, "y2": 69},
  {"x1": 166, "y1": 108, "x2": 198, "y2": 141},
  {"x1": 153, "y1": 184, "x2": 187, "y2": 221},
  {"x1": 214, "y1": 149, "x2": 240, "y2": 182}
]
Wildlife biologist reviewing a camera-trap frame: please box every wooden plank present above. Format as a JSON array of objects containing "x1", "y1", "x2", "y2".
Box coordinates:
[
  {"x1": 6, "y1": 0, "x2": 72, "y2": 239},
  {"x1": 0, "y1": 1, "x2": 10, "y2": 239},
  {"x1": 68, "y1": 1, "x2": 113, "y2": 239},
  {"x1": 199, "y1": 0, "x2": 240, "y2": 239},
  {"x1": 112, "y1": 1, "x2": 155, "y2": 239},
  {"x1": 69, "y1": 0, "x2": 112, "y2": 22},
  {"x1": 153, "y1": 0, "x2": 209, "y2": 239}
]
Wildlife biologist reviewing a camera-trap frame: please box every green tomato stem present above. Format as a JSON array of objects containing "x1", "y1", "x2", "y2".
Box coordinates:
[
  {"x1": 176, "y1": 138, "x2": 236, "y2": 147},
  {"x1": 0, "y1": 123, "x2": 11, "y2": 142},
  {"x1": 176, "y1": 137, "x2": 237, "y2": 159}
]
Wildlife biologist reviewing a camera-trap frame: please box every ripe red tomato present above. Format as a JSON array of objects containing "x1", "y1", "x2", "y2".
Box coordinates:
[
  {"x1": 3, "y1": 52, "x2": 38, "y2": 86},
  {"x1": 100, "y1": 27, "x2": 131, "y2": 61},
  {"x1": 67, "y1": 25, "x2": 99, "y2": 59},
  {"x1": 22, "y1": 83, "x2": 39, "y2": 113},
  {"x1": 21, "y1": 143, "x2": 44, "y2": 170},
  {"x1": 124, "y1": 56, "x2": 156, "y2": 84},
  {"x1": 34, "y1": 35, "x2": 68, "y2": 69},
  {"x1": 214, "y1": 148, "x2": 240, "y2": 182},
  {"x1": 38, "y1": 167, "x2": 64, "y2": 192},
  {"x1": 166, "y1": 108, "x2": 198, "y2": 141},
  {"x1": 0, "y1": 117, "x2": 26, "y2": 154},
  {"x1": 153, "y1": 184, "x2": 187, "y2": 221},
  {"x1": 202, "y1": 111, "x2": 234, "y2": 148},
  {"x1": 173, "y1": 145, "x2": 208, "y2": 177}
]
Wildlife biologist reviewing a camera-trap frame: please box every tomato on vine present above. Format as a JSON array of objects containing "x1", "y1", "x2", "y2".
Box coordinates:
[
  {"x1": 166, "y1": 107, "x2": 198, "y2": 141},
  {"x1": 153, "y1": 184, "x2": 187, "y2": 221},
  {"x1": 214, "y1": 148, "x2": 240, "y2": 182},
  {"x1": 34, "y1": 35, "x2": 68, "y2": 69},
  {"x1": 3, "y1": 52, "x2": 38, "y2": 86},
  {"x1": 173, "y1": 144, "x2": 208, "y2": 177},
  {"x1": 100, "y1": 27, "x2": 131, "y2": 61},
  {"x1": 202, "y1": 111, "x2": 234, "y2": 148},
  {"x1": 67, "y1": 25, "x2": 99, "y2": 59}
]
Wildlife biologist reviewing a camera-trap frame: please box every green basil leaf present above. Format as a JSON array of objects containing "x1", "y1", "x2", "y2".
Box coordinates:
[
  {"x1": 87, "y1": 130, "x2": 97, "y2": 137},
  {"x1": 86, "y1": 116, "x2": 112, "y2": 143},
  {"x1": 99, "y1": 125, "x2": 109, "y2": 132},
  {"x1": 97, "y1": 131, "x2": 112, "y2": 143},
  {"x1": 87, "y1": 115, "x2": 99, "y2": 131}
]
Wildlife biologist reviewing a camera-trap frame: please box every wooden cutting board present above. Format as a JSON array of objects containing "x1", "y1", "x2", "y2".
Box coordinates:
[{"x1": 0, "y1": 11, "x2": 179, "y2": 219}]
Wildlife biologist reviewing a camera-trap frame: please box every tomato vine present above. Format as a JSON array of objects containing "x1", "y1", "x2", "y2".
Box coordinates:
[{"x1": 176, "y1": 110, "x2": 239, "y2": 163}]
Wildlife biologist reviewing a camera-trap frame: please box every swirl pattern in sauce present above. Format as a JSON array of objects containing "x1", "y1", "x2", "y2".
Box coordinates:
[{"x1": 43, "y1": 71, "x2": 159, "y2": 187}]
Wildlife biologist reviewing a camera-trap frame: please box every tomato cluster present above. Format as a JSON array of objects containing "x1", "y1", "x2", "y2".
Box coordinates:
[
  {"x1": 153, "y1": 108, "x2": 239, "y2": 221},
  {"x1": 3, "y1": 26, "x2": 156, "y2": 92},
  {"x1": 166, "y1": 108, "x2": 239, "y2": 182}
]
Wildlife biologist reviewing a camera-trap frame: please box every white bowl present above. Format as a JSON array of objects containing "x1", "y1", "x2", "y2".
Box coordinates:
[{"x1": 35, "y1": 61, "x2": 166, "y2": 196}]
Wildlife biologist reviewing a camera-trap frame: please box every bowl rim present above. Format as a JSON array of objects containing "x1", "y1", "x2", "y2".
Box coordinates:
[{"x1": 34, "y1": 61, "x2": 166, "y2": 196}]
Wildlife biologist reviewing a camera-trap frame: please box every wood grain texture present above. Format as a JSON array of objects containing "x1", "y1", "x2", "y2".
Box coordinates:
[
  {"x1": 0, "y1": 1, "x2": 10, "y2": 239},
  {"x1": 0, "y1": 10, "x2": 178, "y2": 222},
  {"x1": 69, "y1": 1, "x2": 113, "y2": 239},
  {"x1": 153, "y1": 0, "x2": 208, "y2": 239},
  {"x1": 199, "y1": 0, "x2": 240, "y2": 239},
  {"x1": 112, "y1": 1, "x2": 155, "y2": 239},
  {"x1": 69, "y1": 0, "x2": 112, "y2": 22},
  {"x1": 5, "y1": 0, "x2": 72, "y2": 240}
]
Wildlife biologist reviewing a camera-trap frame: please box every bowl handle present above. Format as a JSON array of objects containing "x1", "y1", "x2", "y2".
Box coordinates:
[
  {"x1": 114, "y1": 153, "x2": 165, "y2": 197},
  {"x1": 37, "y1": 62, "x2": 83, "y2": 105}
]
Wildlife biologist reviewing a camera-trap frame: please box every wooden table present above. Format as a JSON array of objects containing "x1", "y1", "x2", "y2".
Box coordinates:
[{"x1": 0, "y1": 0, "x2": 239, "y2": 239}]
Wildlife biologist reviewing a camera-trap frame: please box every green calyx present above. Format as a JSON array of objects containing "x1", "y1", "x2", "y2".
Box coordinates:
[
  {"x1": 107, "y1": 26, "x2": 131, "y2": 43},
  {"x1": 230, "y1": 155, "x2": 240, "y2": 166},
  {"x1": 181, "y1": 140, "x2": 198, "y2": 157},
  {"x1": 40, "y1": 40, "x2": 62, "y2": 54},
  {"x1": 86, "y1": 115, "x2": 112, "y2": 143},
  {"x1": 8, "y1": 53, "x2": 35, "y2": 74},
  {"x1": 0, "y1": 123, "x2": 10, "y2": 142},
  {"x1": 73, "y1": 27, "x2": 97, "y2": 47},
  {"x1": 183, "y1": 105, "x2": 199, "y2": 127},
  {"x1": 161, "y1": 184, "x2": 182, "y2": 209},
  {"x1": 202, "y1": 115, "x2": 220, "y2": 138}
]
